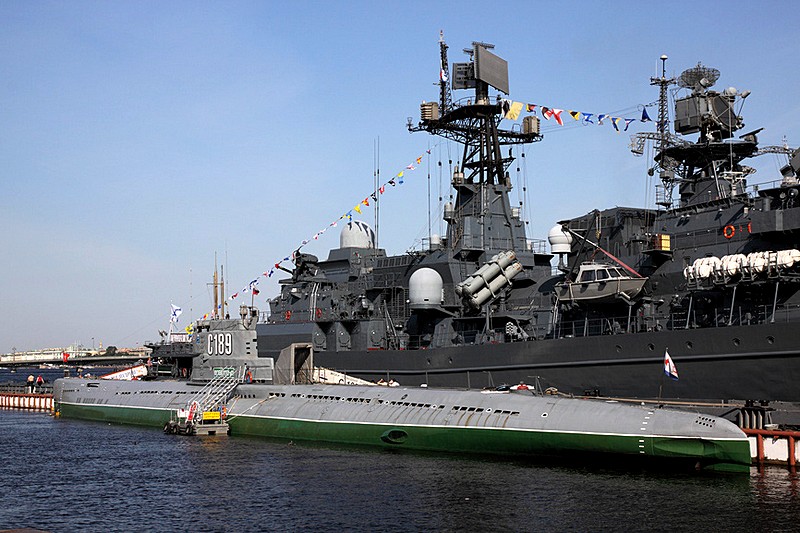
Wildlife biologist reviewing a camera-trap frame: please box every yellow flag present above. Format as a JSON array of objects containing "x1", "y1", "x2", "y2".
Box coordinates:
[
  {"x1": 354, "y1": 204, "x2": 362, "y2": 214},
  {"x1": 505, "y1": 101, "x2": 523, "y2": 120}
]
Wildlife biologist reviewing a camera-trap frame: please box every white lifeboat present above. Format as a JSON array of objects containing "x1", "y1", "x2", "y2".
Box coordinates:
[{"x1": 556, "y1": 262, "x2": 647, "y2": 303}]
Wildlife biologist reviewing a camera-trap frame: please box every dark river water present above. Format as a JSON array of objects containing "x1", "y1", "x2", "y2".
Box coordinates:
[
  {"x1": 1, "y1": 409, "x2": 798, "y2": 532},
  {"x1": 1, "y1": 369, "x2": 799, "y2": 532}
]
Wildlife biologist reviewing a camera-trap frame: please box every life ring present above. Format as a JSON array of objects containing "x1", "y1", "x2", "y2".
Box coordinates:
[
  {"x1": 284, "y1": 310, "x2": 292, "y2": 321},
  {"x1": 747, "y1": 221, "x2": 752, "y2": 233},
  {"x1": 315, "y1": 308, "x2": 323, "y2": 319},
  {"x1": 723, "y1": 225, "x2": 735, "y2": 239}
]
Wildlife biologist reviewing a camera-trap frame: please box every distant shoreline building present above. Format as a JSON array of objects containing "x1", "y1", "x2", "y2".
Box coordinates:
[{"x1": 0, "y1": 344, "x2": 152, "y2": 365}]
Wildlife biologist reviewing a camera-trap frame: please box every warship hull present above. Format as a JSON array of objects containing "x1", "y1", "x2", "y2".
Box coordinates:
[
  {"x1": 53, "y1": 378, "x2": 751, "y2": 472},
  {"x1": 274, "y1": 321, "x2": 800, "y2": 406}
]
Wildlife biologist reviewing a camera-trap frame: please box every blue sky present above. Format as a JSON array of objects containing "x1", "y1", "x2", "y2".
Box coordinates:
[{"x1": 2, "y1": 1, "x2": 798, "y2": 353}]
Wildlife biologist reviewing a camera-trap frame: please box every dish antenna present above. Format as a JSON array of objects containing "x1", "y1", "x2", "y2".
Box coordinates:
[{"x1": 678, "y1": 63, "x2": 720, "y2": 90}]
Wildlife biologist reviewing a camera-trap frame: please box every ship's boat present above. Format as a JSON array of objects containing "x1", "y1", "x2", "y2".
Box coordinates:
[
  {"x1": 555, "y1": 262, "x2": 647, "y2": 303},
  {"x1": 53, "y1": 308, "x2": 752, "y2": 472}
]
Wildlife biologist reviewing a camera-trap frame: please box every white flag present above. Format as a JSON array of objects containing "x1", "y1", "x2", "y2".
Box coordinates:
[
  {"x1": 170, "y1": 304, "x2": 183, "y2": 324},
  {"x1": 664, "y1": 350, "x2": 679, "y2": 381}
]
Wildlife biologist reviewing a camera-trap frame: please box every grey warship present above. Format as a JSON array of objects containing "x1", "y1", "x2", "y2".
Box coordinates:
[{"x1": 255, "y1": 38, "x2": 800, "y2": 426}]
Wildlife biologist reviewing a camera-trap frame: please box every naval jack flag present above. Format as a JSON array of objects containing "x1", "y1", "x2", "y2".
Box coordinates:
[
  {"x1": 170, "y1": 304, "x2": 183, "y2": 324},
  {"x1": 664, "y1": 350, "x2": 679, "y2": 381}
]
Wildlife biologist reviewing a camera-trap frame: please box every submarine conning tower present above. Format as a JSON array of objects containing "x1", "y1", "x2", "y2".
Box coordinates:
[{"x1": 191, "y1": 305, "x2": 271, "y2": 382}]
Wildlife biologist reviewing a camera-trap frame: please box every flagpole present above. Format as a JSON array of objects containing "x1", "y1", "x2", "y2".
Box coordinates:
[
  {"x1": 168, "y1": 304, "x2": 174, "y2": 339},
  {"x1": 658, "y1": 346, "x2": 669, "y2": 401}
]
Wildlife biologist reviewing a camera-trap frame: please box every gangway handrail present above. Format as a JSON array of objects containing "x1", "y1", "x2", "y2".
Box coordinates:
[{"x1": 186, "y1": 366, "x2": 246, "y2": 413}]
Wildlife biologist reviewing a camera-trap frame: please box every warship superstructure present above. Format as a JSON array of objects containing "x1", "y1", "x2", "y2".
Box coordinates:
[{"x1": 256, "y1": 39, "x2": 800, "y2": 426}]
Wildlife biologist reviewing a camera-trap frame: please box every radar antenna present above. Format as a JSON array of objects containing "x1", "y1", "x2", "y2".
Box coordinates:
[
  {"x1": 410, "y1": 39, "x2": 540, "y2": 186},
  {"x1": 678, "y1": 63, "x2": 720, "y2": 91},
  {"x1": 634, "y1": 60, "x2": 756, "y2": 209}
]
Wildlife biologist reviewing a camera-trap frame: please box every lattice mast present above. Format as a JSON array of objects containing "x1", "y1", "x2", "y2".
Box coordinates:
[
  {"x1": 651, "y1": 55, "x2": 676, "y2": 159},
  {"x1": 629, "y1": 56, "x2": 679, "y2": 207},
  {"x1": 409, "y1": 36, "x2": 542, "y2": 257}
]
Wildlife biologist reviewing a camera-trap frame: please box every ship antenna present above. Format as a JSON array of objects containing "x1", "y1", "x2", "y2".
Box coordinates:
[
  {"x1": 650, "y1": 55, "x2": 677, "y2": 210},
  {"x1": 653, "y1": 55, "x2": 674, "y2": 156},
  {"x1": 427, "y1": 141, "x2": 432, "y2": 245},
  {"x1": 212, "y1": 253, "x2": 219, "y2": 319},
  {"x1": 630, "y1": 55, "x2": 677, "y2": 210},
  {"x1": 220, "y1": 264, "x2": 226, "y2": 318},
  {"x1": 374, "y1": 136, "x2": 380, "y2": 248},
  {"x1": 438, "y1": 30, "x2": 452, "y2": 114}
]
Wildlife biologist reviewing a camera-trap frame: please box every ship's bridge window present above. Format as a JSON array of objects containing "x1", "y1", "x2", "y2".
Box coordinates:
[
  {"x1": 596, "y1": 269, "x2": 609, "y2": 281},
  {"x1": 579, "y1": 270, "x2": 595, "y2": 282},
  {"x1": 608, "y1": 268, "x2": 622, "y2": 278}
]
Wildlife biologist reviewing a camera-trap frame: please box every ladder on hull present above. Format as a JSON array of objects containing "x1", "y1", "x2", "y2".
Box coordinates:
[{"x1": 165, "y1": 367, "x2": 246, "y2": 436}]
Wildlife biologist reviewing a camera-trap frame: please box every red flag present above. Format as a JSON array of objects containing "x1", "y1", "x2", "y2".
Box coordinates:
[{"x1": 62, "y1": 352, "x2": 69, "y2": 362}]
